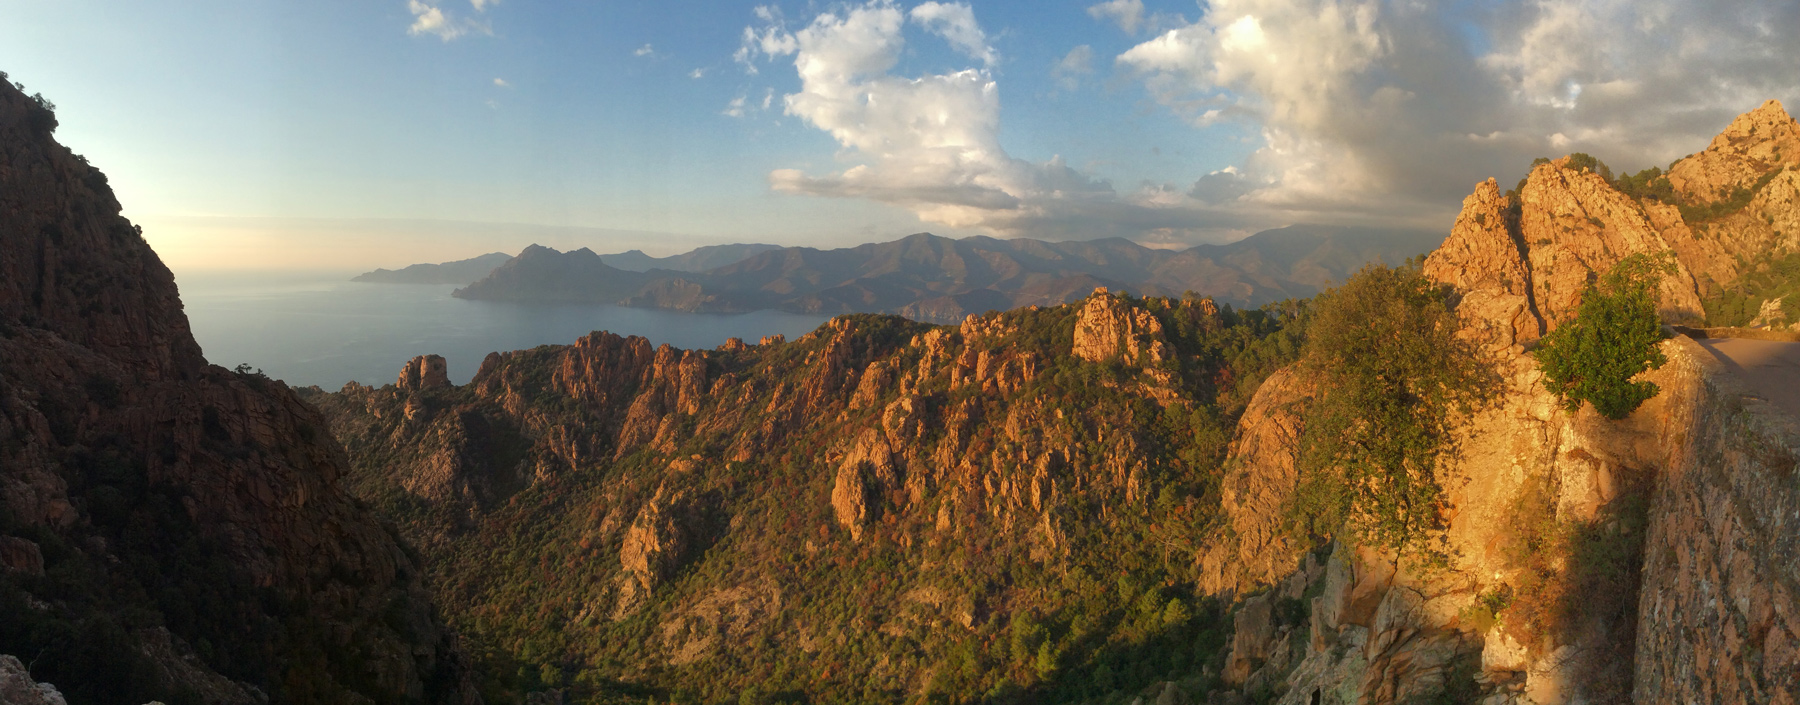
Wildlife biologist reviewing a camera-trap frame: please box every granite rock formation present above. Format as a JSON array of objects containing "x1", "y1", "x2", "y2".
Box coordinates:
[
  {"x1": 311, "y1": 99, "x2": 1800, "y2": 704},
  {"x1": 306, "y1": 289, "x2": 1285, "y2": 701},
  {"x1": 0, "y1": 79, "x2": 476, "y2": 703},
  {"x1": 1199, "y1": 100, "x2": 1800, "y2": 704}
]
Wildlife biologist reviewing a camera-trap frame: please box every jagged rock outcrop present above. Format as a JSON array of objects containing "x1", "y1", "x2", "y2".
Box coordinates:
[
  {"x1": 308, "y1": 292, "x2": 1250, "y2": 699},
  {"x1": 1200, "y1": 367, "x2": 1309, "y2": 594},
  {"x1": 398, "y1": 353, "x2": 451, "y2": 391},
  {"x1": 616, "y1": 480, "x2": 699, "y2": 615},
  {"x1": 1072, "y1": 288, "x2": 1169, "y2": 364},
  {"x1": 1666, "y1": 99, "x2": 1800, "y2": 202},
  {"x1": 1204, "y1": 100, "x2": 1800, "y2": 705},
  {"x1": 0, "y1": 655, "x2": 66, "y2": 705},
  {"x1": 1422, "y1": 158, "x2": 1707, "y2": 346},
  {"x1": 0, "y1": 80, "x2": 476, "y2": 702}
]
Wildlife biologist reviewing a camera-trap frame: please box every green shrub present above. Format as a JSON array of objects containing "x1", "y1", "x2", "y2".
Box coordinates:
[
  {"x1": 1535, "y1": 252, "x2": 1675, "y2": 419},
  {"x1": 1288, "y1": 262, "x2": 1497, "y2": 565}
]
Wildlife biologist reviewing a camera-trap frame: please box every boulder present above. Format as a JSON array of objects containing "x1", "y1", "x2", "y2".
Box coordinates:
[{"x1": 396, "y1": 354, "x2": 451, "y2": 391}]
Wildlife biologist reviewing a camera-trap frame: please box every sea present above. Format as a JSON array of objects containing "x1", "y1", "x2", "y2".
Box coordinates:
[{"x1": 176, "y1": 271, "x2": 832, "y2": 389}]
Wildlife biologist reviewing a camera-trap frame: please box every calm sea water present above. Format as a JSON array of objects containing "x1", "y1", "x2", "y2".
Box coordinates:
[{"x1": 177, "y1": 272, "x2": 832, "y2": 389}]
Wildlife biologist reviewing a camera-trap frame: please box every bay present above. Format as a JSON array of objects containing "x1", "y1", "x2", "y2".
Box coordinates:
[{"x1": 176, "y1": 272, "x2": 833, "y2": 388}]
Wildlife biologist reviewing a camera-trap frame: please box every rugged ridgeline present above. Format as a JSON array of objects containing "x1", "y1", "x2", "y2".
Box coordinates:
[
  {"x1": 305, "y1": 294, "x2": 1304, "y2": 703},
  {"x1": 0, "y1": 82, "x2": 478, "y2": 702},
  {"x1": 311, "y1": 100, "x2": 1800, "y2": 704},
  {"x1": 353, "y1": 244, "x2": 784, "y2": 287},
  {"x1": 354, "y1": 252, "x2": 516, "y2": 285},
  {"x1": 595, "y1": 243, "x2": 783, "y2": 274},
  {"x1": 450, "y1": 226, "x2": 1444, "y2": 324},
  {"x1": 1196, "y1": 99, "x2": 1800, "y2": 703}
]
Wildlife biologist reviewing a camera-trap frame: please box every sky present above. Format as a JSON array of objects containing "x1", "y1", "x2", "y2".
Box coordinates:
[{"x1": 2, "y1": 0, "x2": 1796, "y2": 272}]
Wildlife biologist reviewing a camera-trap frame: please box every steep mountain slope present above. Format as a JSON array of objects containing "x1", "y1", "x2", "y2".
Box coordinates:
[
  {"x1": 451, "y1": 245, "x2": 658, "y2": 303},
  {"x1": 314, "y1": 100, "x2": 1800, "y2": 705},
  {"x1": 355, "y1": 252, "x2": 515, "y2": 285},
  {"x1": 0, "y1": 80, "x2": 478, "y2": 702},
  {"x1": 306, "y1": 293, "x2": 1305, "y2": 702},
  {"x1": 452, "y1": 227, "x2": 1443, "y2": 323},
  {"x1": 1194, "y1": 100, "x2": 1800, "y2": 704}
]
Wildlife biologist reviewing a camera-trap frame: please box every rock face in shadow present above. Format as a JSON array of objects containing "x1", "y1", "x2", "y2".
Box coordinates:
[{"x1": 0, "y1": 81, "x2": 476, "y2": 702}]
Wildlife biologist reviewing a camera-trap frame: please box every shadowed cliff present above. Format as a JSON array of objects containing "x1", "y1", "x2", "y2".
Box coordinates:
[{"x1": 0, "y1": 76, "x2": 479, "y2": 703}]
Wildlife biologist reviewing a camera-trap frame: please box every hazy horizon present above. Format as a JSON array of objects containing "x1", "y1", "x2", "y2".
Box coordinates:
[{"x1": 6, "y1": 0, "x2": 1797, "y2": 272}]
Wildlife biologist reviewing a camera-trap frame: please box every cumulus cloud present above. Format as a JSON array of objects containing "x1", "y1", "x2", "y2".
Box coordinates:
[
  {"x1": 405, "y1": 0, "x2": 494, "y2": 41},
  {"x1": 1117, "y1": 0, "x2": 1800, "y2": 219},
  {"x1": 493, "y1": 77, "x2": 509, "y2": 88},
  {"x1": 1053, "y1": 45, "x2": 1095, "y2": 90},
  {"x1": 909, "y1": 2, "x2": 997, "y2": 66},
  {"x1": 634, "y1": 44, "x2": 656, "y2": 57},
  {"x1": 1088, "y1": 0, "x2": 1146, "y2": 35},
  {"x1": 732, "y1": 0, "x2": 1800, "y2": 243},
  {"x1": 732, "y1": 1, "x2": 1269, "y2": 240}
]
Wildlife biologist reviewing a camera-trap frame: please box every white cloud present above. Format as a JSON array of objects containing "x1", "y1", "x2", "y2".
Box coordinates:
[
  {"x1": 690, "y1": 68, "x2": 708, "y2": 79},
  {"x1": 1053, "y1": 45, "x2": 1095, "y2": 90},
  {"x1": 407, "y1": 0, "x2": 460, "y2": 40},
  {"x1": 730, "y1": 0, "x2": 1800, "y2": 243},
  {"x1": 724, "y1": 95, "x2": 747, "y2": 118},
  {"x1": 405, "y1": 0, "x2": 492, "y2": 41},
  {"x1": 909, "y1": 2, "x2": 997, "y2": 67},
  {"x1": 1115, "y1": 0, "x2": 1800, "y2": 222},
  {"x1": 493, "y1": 77, "x2": 509, "y2": 88},
  {"x1": 734, "y1": 6, "x2": 797, "y2": 74},
  {"x1": 735, "y1": 1, "x2": 1245, "y2": 240},
  {"x1": 1088, "y1": 0, "x2": 1145, "y2": 35},
  {"x1": 635, "y1": 44, "x2": 656, "y2": 57}
]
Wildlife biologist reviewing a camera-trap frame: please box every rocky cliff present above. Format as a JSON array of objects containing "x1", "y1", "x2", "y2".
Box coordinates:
[
  {"x1": 306, "y1": 290, "x2": 1303, "y2": 702},
  {"x1": 308, "y1": 100, "x2": 1800, "y2": 703},
  {"x1": 0, "y1": 79, "x2": 476, "y2": 702},
  {"x1": 1191, "y1": 100, "x2": 1800, "y2": 704}
]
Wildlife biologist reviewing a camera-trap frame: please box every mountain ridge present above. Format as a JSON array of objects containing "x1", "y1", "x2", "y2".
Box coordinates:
[
  {"x1": 354, "y1": 251, "x2": 514, "y2": 285},
  {"x1": 0, "y1": 78, "x2": 479, "y2": 702},
  {"x1": 352, "y1": 243, "x2": 785, "y2": 286},
  {"x1": 452, "y1": 225, "x2": 1444, "y2": 323},
  {"x1": 310, "y1": 100, "x2": 1800, "y2": 704}
]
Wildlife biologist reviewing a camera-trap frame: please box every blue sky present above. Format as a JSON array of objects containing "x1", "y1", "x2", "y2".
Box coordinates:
[{"x1": 3, "y1": 0, "x2": 1795, "y2": 271}]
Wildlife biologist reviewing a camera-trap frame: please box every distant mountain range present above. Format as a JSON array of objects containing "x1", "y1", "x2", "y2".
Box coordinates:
[
  {"x1": 447, "y1": 226, "x2": 1446, "y2": 323},
  {"x1": 597, "y1": 242, "x2": 783, "y2": 273},
  {"x1": 351, "y1": 243, "x2": 782, "y2": 285},
  {"x1": 352, "y1": 251, "x2": 514, "y2": 284}
]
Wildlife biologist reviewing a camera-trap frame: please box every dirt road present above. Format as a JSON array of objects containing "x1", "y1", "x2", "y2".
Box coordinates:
[{"x1": 1692, "y1": 336, "x2": 1800, "y2": 418}]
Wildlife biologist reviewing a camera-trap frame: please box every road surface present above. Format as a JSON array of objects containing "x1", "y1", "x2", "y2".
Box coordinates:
[{"x1": 1692, "y1": 336, "x2": 1800, "y2": 418}]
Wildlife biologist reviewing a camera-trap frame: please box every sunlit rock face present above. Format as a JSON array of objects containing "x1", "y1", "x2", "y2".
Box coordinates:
[{"x1": 1198, "y1": 100, "x2": 1800, "y2": 705}]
